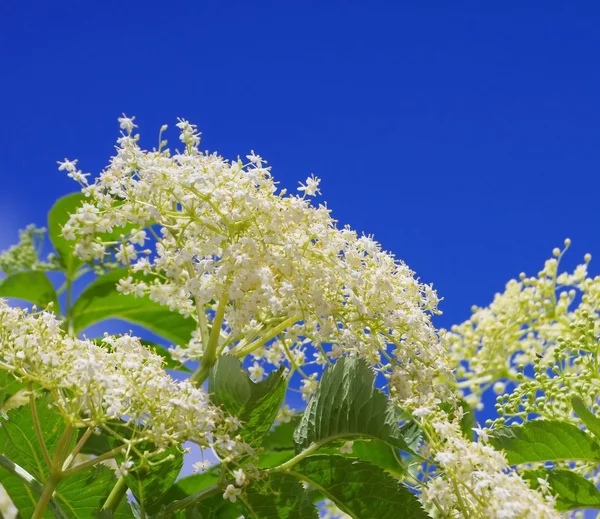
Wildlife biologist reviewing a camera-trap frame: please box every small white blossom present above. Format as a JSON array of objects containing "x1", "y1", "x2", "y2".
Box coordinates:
[
  {"x1": 233, "y1": 468, "x2": 246, "y2": 487},
  {"x1": 297, "y1": 174, "x2": 321, "y2": 196},
  {"x1": 223, "y1": 484, "x2": 241, "y2": 503},
  {"x1": 339, "y1": 441, "x2": 353, "y2": 454}
]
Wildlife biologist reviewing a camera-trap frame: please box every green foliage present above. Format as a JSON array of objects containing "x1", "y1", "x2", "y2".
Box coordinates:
[
  {"x1": 294, "y1": 357, "x2": 416, "y2": 454},
  {"x1": 288, "y1": 454, "x2": 427, "y2": 519},
  {"x1": 524, "y1": 468, "x2": 600, "y2": 511},
  {"x1": 490, "y1": 420, "x2": 600, "y2": 464},
  {"x1": 239, "y1": 473, "x2": 318, "y2": 519},
  {"x1": 123, "y1": 446, "x2": 184, "y2": 515},
  {"x1": 572, "y1": 396, "x2": 600, "y2": 440},
  {"x1": 0, "y1": 271, "x2": 59, "y2": 312},
  {"x1": 0, "y1": 395, "x2": 118, "y2": 518},
  {"x1": 209, "y1": 355, "x2": 287, "y2": 446},
  {"x1": 0, "y1": 371, "x2": 24, "y2": 410},
  {"x1": 48, "y1": 193, "x2": 85, "y2": 276},
  {"x1": 71, "y1": 269, "x2": 196, "y2": 345}
]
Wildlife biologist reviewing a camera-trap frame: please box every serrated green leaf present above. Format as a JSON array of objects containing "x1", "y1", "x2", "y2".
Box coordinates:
[
  {"x1": 209, "y1": 355, "x2": 287, "y2": 446},
  {"x1": 440, "y1": 399, "x2": 475, "y2": 440},
  {"x1": 572, "y1": 397, "x2": 600, "y2": 441},
  {"x1": 55, "y1": 466, "x2": 118, "y2": 518},
  {"x1": 0, "y1": 271, "x2": 59, "y2": 312},
  {"x1": 151, "y1": 472, "x2": 238, "y2": 519},
  {"x1": 0, "y1": 396, "x2": 118, "y2": 517},
  {"x1": 0, "y1": 370, "x2": 25, "y2": 410},
  {"x1": 490, "y1": 420, "x2": 600, "y2": 464},
  {"x1": 239, "y1": 473, "x2": 318, "y2": 519},
  {"x1": 287, "y1": 454, "x2": 427, "y2": 519},
  {"x1": 293, "y1": 358, "x2": 415, "y2": 454},
  {"x1": 524, "y1": 468, "x2": 600, "y2": 511},
  {"x1": 71, "y1": 269, "x2": 196, "y2": 346},
  {"x1": 124, "y1": 446, "x2": 184, "y2": 515},
  {"x1": 0, "y1": 395, "x2": 67, "y2": 479},
  {"x1": 48, "y1": 193, "x2": 86, "y2": 275},
  {"x1": 263, "y1": 418, "x2": 301, "y2": 451}
]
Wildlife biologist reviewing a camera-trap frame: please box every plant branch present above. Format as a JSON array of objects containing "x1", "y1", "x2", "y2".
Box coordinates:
[
  {"x1": 29, "y1": 383, "x2": 52, "y2": 468},
  {"x1": 101, "y1": 476, "x2": 129, "y2": 513}
]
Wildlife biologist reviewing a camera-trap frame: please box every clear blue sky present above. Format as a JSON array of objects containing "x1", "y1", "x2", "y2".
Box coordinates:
[{"x1": 1, "y1": 2, "x2": 599, "y2": 342}]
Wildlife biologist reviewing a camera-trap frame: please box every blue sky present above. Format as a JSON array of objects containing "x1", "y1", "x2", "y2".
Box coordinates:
[{"x1": 2, "y1": 1, "x2": 600, "y2": 427}]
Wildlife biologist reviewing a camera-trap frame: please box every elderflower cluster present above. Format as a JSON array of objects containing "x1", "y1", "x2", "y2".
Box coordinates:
[
  {"x1": 445, "y1": 240, "x2": 595, "y2": 410},
  {"x1": 495, "y1": 310, "x2": 600, "y2": 426},
  {"x1": 420, "y1": 410, "x2": 559, "y2": 519},
  {"x1": 62, "y1": 118, "x2": 448, "y2": 408},
  {"x1": 0, "y1": 225, "x2": 53, "y2": 274},
  {"x1": 0, "y1": 300, "x2": 237, "y2": 452}
]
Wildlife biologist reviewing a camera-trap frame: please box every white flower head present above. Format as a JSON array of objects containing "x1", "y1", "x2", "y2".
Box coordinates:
[
  {"x1": 297, "y1": 174, "x2": 321, "y2": 196},
  {"x1": 339, "y1": 441, "x2": 354, "y2": 454},
  {"x1": 223, "y1": 484, "x2": 241, "y2": 503}
]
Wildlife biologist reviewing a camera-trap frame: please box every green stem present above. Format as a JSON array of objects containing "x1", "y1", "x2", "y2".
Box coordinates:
[
  {"x1": 29, "y1": 384, "x2": 52, "y2": 467},
  {"x1": 153, "y1": 484, "x2": 222, "y2": 517},
  {"x1": 101, "y1": 476, "x2": 128, "y2": 513},
  {"x1": 62, "y1": 445, "x2": 125, "y2": 477},
  {"x1": 231, "y1": 315, "x2": 301, "y2": 358},
  {"x1": 32, "y1": 471, "x2": 62, "y2": 519},
  {"x1": 65, "y1": 273, "x2": 74, "y2": 336},
  {"x1": 191, "y1": 286, "x2": 230, "y2": 386}
]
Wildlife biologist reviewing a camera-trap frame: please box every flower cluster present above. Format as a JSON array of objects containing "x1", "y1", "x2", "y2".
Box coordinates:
[
  {"x1": 420, "y1": 410, "x2": 559, "y2": 519},
  {"x1": 0, "y1": 300, "x2": 236, "y2": 452},
  {"x1": 0, "y1": 225, "x2": 53, "y2": 274},
  {"x1": 445, "y1": 240, "x2": 594, "y2": 411},
  {"x1": 62, "y1": 118, "x2": 448, "y2": 408}
]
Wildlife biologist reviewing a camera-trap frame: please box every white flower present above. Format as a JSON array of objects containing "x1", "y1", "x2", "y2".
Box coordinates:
[
  {"x1": 223, "y1": 484, "x2": 241, "y2": 503},
  {"x1": 118, "y1": 114, "x2": 137, "y2": 134},
  {"x1": 116, "y1": 459, "x2": 133, "y2": 477},
  {"x1": 297, "y1": 174, "x2": 321, "y2": 196},
  {"x1": 413, "y1": 406, "x2": 433, "y2": 418},
  {"x1": 248, "y1": 362, "x2": 265, "y2": 383},
  {"x1": 472, "y1": 425, "x2": 489, "y2": 443},
  {"x1": 276, "y1": 404, "x2": 295, "y2": 423},
  {"x1": 233, "y1": 468, "x2": 246, "y2": 487},
  {"x1": 339, "y1": 441, "x2": 353, "y2": 454},
  {"x1": 192, "y1": 460, "x2": 212, "y2": 473},
  {"x1": 537, "y1": 477, "x2": 551, "y2": 494}
]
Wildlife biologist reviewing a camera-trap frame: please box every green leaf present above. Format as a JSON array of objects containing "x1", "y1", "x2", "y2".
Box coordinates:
[
  {"x1": 524, "y1": 468, "x2": 600, "y2": 511},
  {"x1": 439, "y1": 399, "x2": 475, "y2": 440},
  {"x1": 262, "y1": 418, "x2": 301, "y2": 451},
  {"x1": 48, "y1": 193, "x2": 86, "y2": 275},
  {"x1": 0, "y1": 395, "x2": 67, "y2": 479},
  {"x1": 490, "y1": 420, "x2": 600, "y2": 464},
  {"x1": 0, "y1": 396, "x2": 117, "y2": 517},
  {"x1": 55, "y1": 466, "x2": 118, "y2": 518},
  {"x1": 0, "y1": 370, "x2": 25, "y2": 410},
  {"x1": 152, "y1": 471, "x2": 238, "y2": 519},
  {"x1": 124, "y1": 446, "x2": 184, "y2": 515},
  {"x1": 288, "y1": 454, "x2": 428, "y2": 519},
  {"x1": 0, "y1": 271, "x2": 59, "y2": 312},
  {"x1": 293, "y1": 357, "x2": 415, "y2": 454},
  {"x1": 572, "y1": 397, "x2": 600, "y2": 441},
  {"x1": 209, "y1": 355, "x2": 287, "y2": 446},
  {"x1": 239, "y1": 473, "x2": 318, "y2": 519},
  {"x1": 71, "y1": 269, "x2": 196, "y2": 346}
]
